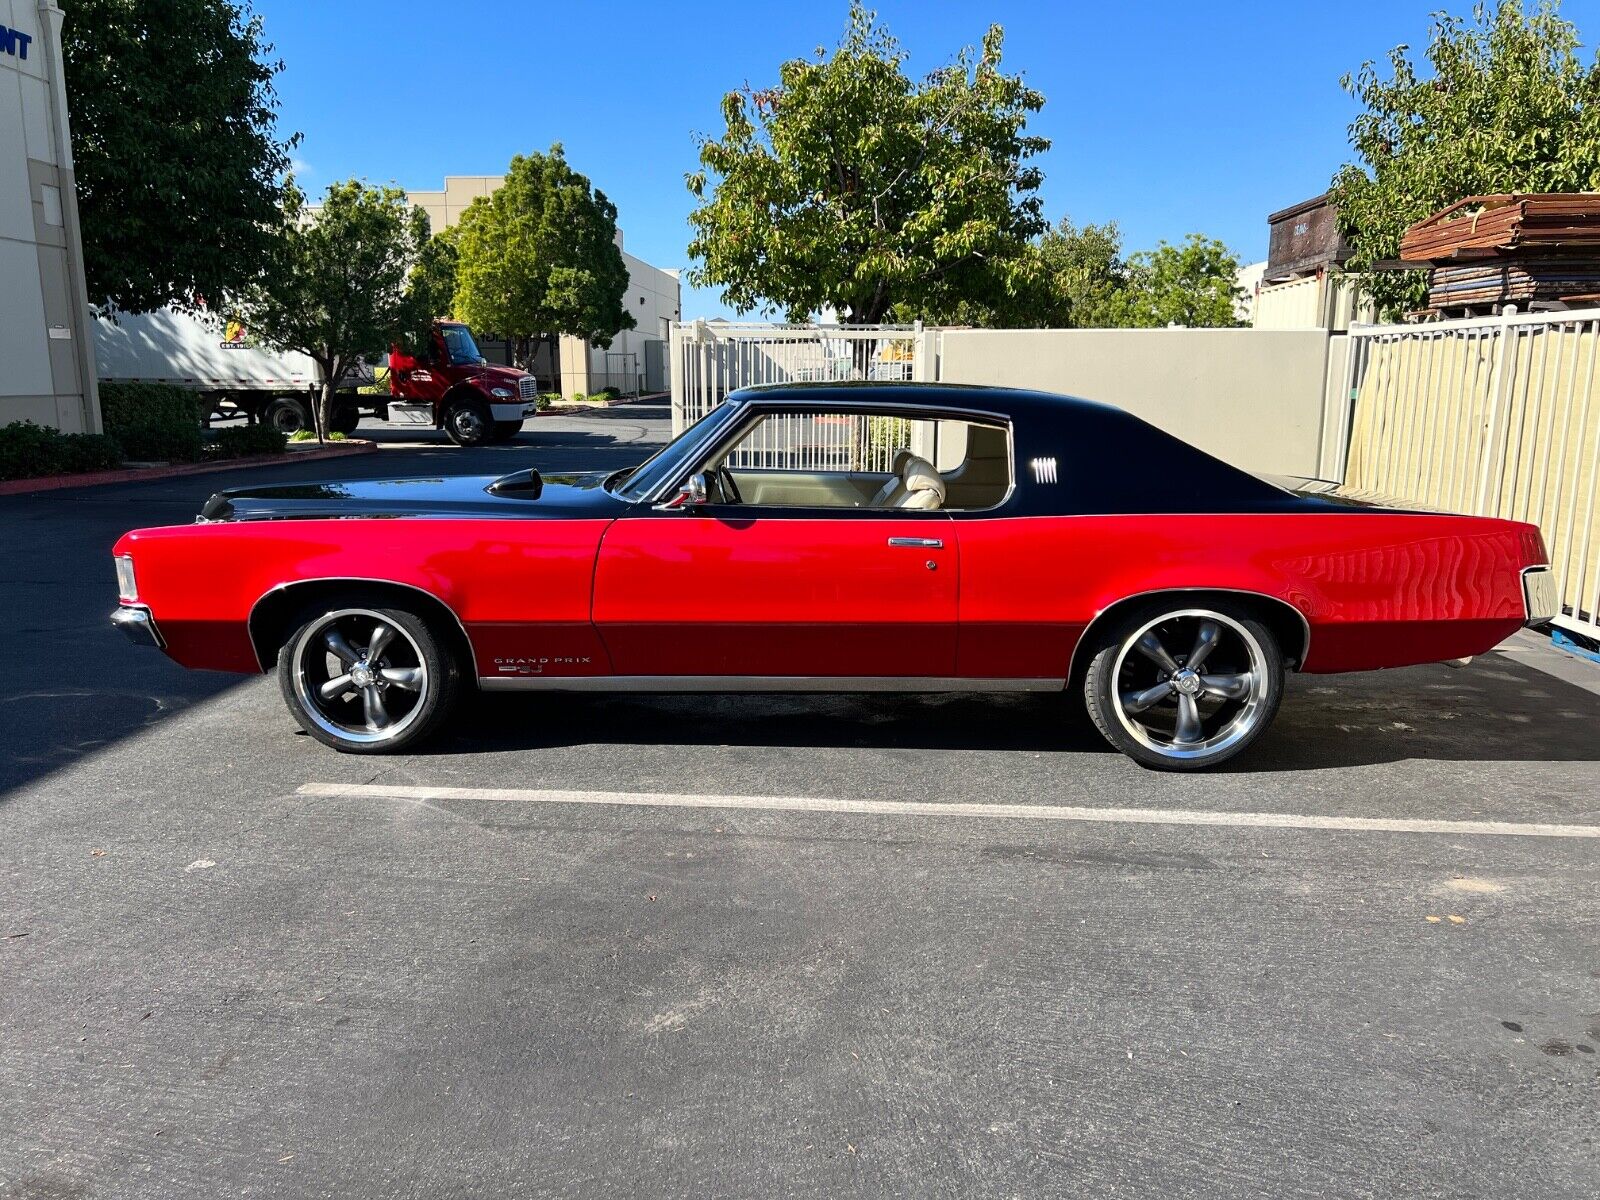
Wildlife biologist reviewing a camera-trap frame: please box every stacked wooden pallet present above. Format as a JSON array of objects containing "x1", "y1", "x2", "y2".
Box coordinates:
[{"x1": 1400, "y1": 194, "x2": 1600, "y2": 313}]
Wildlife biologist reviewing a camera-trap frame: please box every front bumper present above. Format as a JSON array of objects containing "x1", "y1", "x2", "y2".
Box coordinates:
[
  {"x1": 1522, "y1": 566, "x2": 1558, "y2": 625},
  {"x1": 111, "y1": 604, "x2": 165, "y2": 649},
  {"x1": 489, "y1": 402, "x2": 537, "y2": 422}
]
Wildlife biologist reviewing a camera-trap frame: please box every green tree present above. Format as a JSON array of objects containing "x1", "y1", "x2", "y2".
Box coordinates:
[
  {"x1": 62, "y1": 0, "x2": 296, "y2": 313},
  {"x1": 403, "y1": 226, "x2": 460, "y2": 349},
  {"x1": 452, "y1": 147, "x2": 635, "y2": 376},
  {"x1": 238, "y1": 181, "x2": 427, "y2": 440},
  {"x1": 1030, "y1": 217, "x2": 1135, "y2": 328},
  {"x1": 1121, "y1": 235, "x2": 1245, "y2": 328},
  {"x1": 686, "y1": 2, "x2": 1048, "y2": 325},
  {"x1": 1330, "y1": 0, "x2": 1600, "y2": 314}
]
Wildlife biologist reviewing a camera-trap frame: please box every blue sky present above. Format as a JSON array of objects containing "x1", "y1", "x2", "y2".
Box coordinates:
[{"x1": 254, "y1": 0, "x2": 1600, "y2": 319}]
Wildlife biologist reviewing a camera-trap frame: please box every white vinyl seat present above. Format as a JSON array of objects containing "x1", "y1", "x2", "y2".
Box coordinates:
[
  {"x1": 896, "y1": 456, "x2": 946, "y2": 510},
  {"x1": 869, "y1": 449, "x2": 917, "y2": 508}
]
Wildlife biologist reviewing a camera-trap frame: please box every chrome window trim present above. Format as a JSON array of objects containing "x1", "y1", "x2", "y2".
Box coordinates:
[
  {"x1": 647, "y1": 400, "x2": 1018, "y2": 514},
  {"x1": 246, "y1": 576, "x2": 476, "y2": 673},
  {"x1": 480, "y1": 675, "x2": 1062, "y2": 694},
  {"x1": 1066, "y1": 586, "x2": 1314, "y2": 680}
]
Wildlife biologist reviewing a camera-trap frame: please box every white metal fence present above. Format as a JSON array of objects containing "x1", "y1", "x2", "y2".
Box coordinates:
[
  {"x1": 1343, "y1": 308, "x2": 1600, "y2": 639},
  {"x1": 670, "y1": 321, "x2": 931, "y2": 435}
]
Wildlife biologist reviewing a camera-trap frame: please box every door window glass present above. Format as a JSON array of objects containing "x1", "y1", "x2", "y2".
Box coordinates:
[{"x1": 709, "y1": 411, "x2": 1011, "y2": 511}]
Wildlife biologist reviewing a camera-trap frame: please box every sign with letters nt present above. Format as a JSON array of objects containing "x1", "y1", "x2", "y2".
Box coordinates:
[{"x1": 0, "y1": 24, "x2": 34, "y2": 60}]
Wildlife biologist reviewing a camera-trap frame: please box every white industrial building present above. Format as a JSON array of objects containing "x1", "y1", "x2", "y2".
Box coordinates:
[
  {"x1": 406, "y1": 175, "x2": 681, "y2": 396},
  {"x1": 0, "y1": 0, "x2": 99, "y2": 434}
]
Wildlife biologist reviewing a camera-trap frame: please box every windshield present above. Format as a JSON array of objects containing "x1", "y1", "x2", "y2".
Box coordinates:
[
  {"x1": 613, "y1": 401, "x2": 744, "y2": 501},
  {"x1": 439, "y1": 324, "x2": 485, "y2": 366}
]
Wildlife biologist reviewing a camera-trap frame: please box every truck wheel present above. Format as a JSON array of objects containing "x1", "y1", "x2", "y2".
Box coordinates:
[
  {"x1": 488, "y1": 419, "x2": 523, "y2": 443},
  {"x1": 264, "y1": 396, "x2": 312, "y2": 435},
  {"x1": 444, "y1": 399, "x2": 492, "y2": 447},
  {"x1": 330, "y1": 405, "x2": 361, "y2": 435}
]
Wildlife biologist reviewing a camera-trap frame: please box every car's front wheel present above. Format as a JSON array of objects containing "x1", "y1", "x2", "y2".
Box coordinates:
[
  {"x1": 277, "y1": 602, "x2": 461, "y2": 753},
  {"x1": 1083, "y1": 602, "x2": 1283, "y2": 771}
]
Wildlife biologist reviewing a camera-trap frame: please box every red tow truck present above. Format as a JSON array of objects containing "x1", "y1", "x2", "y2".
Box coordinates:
[{"x1": 386, "y1": 321, "x2": 540, "y2": 446}]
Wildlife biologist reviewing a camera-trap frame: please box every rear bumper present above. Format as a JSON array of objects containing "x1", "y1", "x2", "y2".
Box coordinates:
[
  {"x1": 110, "y1": 605, "x2": 165, "y2": 649},
  {"x1": 1522, "y1": 566, "x2": 1558, "y2": 625}
]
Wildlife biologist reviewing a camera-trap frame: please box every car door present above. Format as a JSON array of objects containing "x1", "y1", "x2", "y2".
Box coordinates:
[{"x1": 592, "y1": 508, "x2": 958, "y2": 679}]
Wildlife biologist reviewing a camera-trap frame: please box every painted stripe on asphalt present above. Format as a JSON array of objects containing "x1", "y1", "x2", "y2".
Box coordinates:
[{"x1": 295, "y1": 782, "x2": 1600, "y2": 840}]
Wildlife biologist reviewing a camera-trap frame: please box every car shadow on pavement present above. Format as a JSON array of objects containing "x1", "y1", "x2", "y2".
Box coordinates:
[{"x1": 435, "y1": 654, "x2": 1600, "y2": 770}]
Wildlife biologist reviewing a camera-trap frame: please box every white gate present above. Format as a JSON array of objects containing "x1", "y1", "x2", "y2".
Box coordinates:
[
  {"x1": 669, "y1": 321, "x2": 935, "y2": 435},
  {"x1": 1343, "y1": 308, "x2": 1600, "y2": 640}
]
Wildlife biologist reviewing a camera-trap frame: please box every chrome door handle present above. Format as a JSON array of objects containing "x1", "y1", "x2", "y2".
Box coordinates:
[{"x1": 887, "y1": 537, "x2": 943, "y2": 549}]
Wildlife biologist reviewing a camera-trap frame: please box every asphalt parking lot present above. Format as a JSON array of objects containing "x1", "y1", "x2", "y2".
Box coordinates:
[{"x1": 2, "y1": 399, "x2": 1598, "y2": 1199}]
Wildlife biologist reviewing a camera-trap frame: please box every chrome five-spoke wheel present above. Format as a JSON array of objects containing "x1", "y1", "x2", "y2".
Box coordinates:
[
  {"x1": 1084, "y1": 603, "x2": 1284, "y2": 770},
  {"x1": 277, "y1": 602, "x2": 460, "y2": 753}
]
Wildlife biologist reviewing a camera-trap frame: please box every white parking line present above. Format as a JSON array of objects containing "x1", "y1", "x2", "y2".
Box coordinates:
[{"x1": 296, "y1": 782, "x2": 1600, "y2": 840}]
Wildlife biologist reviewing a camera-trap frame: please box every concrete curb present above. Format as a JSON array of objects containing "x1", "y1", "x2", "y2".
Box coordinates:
[{"x1": 0, "y1": 439, "x2": 378, "y2": 497}]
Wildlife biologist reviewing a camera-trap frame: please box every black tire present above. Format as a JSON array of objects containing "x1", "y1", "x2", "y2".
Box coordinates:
[
  {"x1": 488, "y1": 419, "x2": 523, "y2": 443},
  {"x1": 1082, "y1": 599, "x2": 1284, "y2": 771},
  {"x1": 276, "y1": 599, "x2": 462, "y2": 754},
  {"x1": 329, "y1": 404, "x2": 361, "y2": 435},
  {"x1": 263, "y1": 396, "x2": 312, "y2": 435},
  {"x1": 443, "y1": 398, "x2": 492, "y2": 447}
]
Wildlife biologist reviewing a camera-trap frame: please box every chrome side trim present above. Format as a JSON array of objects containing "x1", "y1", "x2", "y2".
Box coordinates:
[
  {"x1": 246, "y1": 577, "x2": 477, "y2": 674},
  {"x1": 1521, "y1": 565, "x2": 1558, "y2": 625},
  {"x1": 110, "y1": 604, "x2": 165, "y2": 650},
  {"x1": 1066, "y1": 587, "x2": 1314, "y2": 679},
  {"x1": 479, "y1": 675, "x2": 1062, "y2": 694}
]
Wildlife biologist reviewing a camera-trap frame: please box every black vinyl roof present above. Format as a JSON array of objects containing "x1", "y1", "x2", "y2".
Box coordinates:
[{"x1": 727, "y1": 382, "x2": 1304, "y2": 517}]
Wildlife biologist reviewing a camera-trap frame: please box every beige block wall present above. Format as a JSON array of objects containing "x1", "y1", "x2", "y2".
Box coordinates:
[{"x1": 937, "y1": 328, "x2": 1337, "y2": 478}]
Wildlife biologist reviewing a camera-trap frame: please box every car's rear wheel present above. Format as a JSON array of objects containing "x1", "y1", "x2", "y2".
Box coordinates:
[
  {"x1": 277, "y1": 603, "x2": 460, "y2": 753},
  {"x1": 443, "y1": 398, "x2": 491, "y2": 446},
  {"x1": 1083, "y1": 602, "x2": 1283, "y2": 771}
]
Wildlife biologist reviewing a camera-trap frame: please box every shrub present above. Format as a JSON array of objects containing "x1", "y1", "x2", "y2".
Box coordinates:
[
  {"x1": 600, "y1": 385, "x2": 622, "y2": 399},
  {"x1": 99, "y1": 382, "x2": 204, "y2": 462},
  {"x1": 538, "y1": 392, "x2": 559, "y2": 409},
  {"x1": 204, "y1": 424, "x2": 287, "y2": 460},
  {"x1": 288, "y1": 429, "x2": 315, "y2": 442},
  {"x1": 0, "y1": 421, "x2": 123, "y2": 481}
]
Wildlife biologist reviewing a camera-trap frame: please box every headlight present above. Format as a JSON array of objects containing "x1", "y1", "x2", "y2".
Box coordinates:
[
  {"x1": 490, "y1": 387, "x2": 513, "y2": 399},
  {"x1": 115, "y1": 555, "x2": 138, "y2": 601}
]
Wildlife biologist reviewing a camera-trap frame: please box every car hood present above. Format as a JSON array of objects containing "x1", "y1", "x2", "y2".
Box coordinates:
[{"x1": 199, "y1": 469, "x2": 629, "y2": 522}]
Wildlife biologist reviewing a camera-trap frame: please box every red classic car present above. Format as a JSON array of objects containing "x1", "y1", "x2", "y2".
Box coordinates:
[{"x1": 110, "y1": 384, "x2": 1557, "y2": 769}]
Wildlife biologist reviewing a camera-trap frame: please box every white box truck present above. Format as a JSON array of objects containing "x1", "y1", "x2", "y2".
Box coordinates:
[{"x1": 92, "y1": 308, "x2": 381, "y2": 435}]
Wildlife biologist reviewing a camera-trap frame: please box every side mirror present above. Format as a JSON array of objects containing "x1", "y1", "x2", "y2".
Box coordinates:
[{"x1": 665, "y1": 472, "x2": 709, "y2": 510}]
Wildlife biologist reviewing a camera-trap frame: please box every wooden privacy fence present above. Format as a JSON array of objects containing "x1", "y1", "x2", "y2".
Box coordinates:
[{"x1": 1343, "y1": 308, "x2": 1600, "y2": 640}]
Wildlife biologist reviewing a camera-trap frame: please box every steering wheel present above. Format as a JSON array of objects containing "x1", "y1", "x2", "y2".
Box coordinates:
[{"x1": 715, "y1": 464, "x2": 744, "y2": 505}]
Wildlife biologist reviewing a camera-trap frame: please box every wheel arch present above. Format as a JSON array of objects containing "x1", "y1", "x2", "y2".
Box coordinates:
[
  {"x1": 248, "y1": 577, "x2": 477, "y2": 680},
  {"x1": 1067, "y1": 588, "x2": 1311, "y2": 685}
]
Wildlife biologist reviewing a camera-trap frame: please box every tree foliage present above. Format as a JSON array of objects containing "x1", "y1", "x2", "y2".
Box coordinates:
[
  {"x1": 404, "y1": 226, "x2": 460, "y2": 349},
  {"x1": 452, "y1": 147, "x2": 635, "y2": 368},
  {"x1": 1030, "y1": 217, "x2": 1133, "y2": 328},
  {"x1": 686, "y1": 2, "x2": 1048, "y2": 324},
  {"x1": 1330, "y1": 0, "x2": 1600, "y2": 314},
  {"x1": 238, "y1": 181, "x2": 428, "y2": 438},
  {"x1": 1025, "y1": 222, "x2": 1242, "y2": 328},
  {"x1": 1122, "y1": 235, "x2": 1245, "y2": 328},
  {"x1": 62, "y1": 0, "x2": 296, "y2": 313}
]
